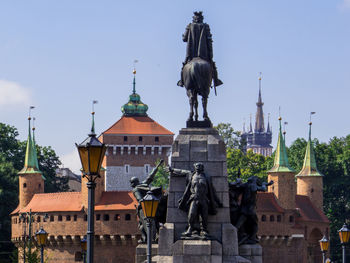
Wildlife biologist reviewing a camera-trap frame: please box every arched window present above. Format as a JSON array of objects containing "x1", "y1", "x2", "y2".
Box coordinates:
[
  {"x1": 261, "y1": 215, "x2": 266, "y2": 222},
  {"x1": 50, "y1": 215, "x2": 54, "y2": 222},
  {"x1": 270, "y1": 215, "x2": 275, "y2": 222},
  {"x1": 58, "y1": 215, "x2": 62, "y2": 221},
  {"x1": 66, "y1": 215, "x2": 71, "y2": 221},
  {"x1": 114, "y1": 214, "x2": 120, "y2": 221},
  {"x1": 277, "y1": 215, "x2": 281, "y2": 222},
  {"x1": 73, "y1": 215, "x2": 77, "y2": 221},
  {"x1": 289, "y1": 216, "x2": 294, "y2": 223},
  {"x1": 125, "y1": 214, "x2": 131, "y2": 221},
  {"x1": 103, "y1": 214, "x2": 110, "y2": 221},
  {"x1": 37, "y1": 216, "x2": 41, "y2": 222},
  {"x1": 23, "y1": 183, "x2": 27, "y2": 188}
]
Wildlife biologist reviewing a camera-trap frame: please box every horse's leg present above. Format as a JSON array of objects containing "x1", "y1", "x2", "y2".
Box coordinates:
[
  {"x1": 194, "y1": 93, "x2": 199, "y2": 121},
  {"x1": 187, "y1": 91, "x2": 194, "y2": 122},
  {"x1": 202, "y1": 96, "x2": 210, "y2": 121}
]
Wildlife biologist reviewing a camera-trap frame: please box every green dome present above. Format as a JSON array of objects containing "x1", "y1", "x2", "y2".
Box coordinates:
[{"x1": 121, "y1": 74, "x2": 148, "y2": 116}]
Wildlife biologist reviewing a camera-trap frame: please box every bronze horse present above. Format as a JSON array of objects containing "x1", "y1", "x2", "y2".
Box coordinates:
[{"x1": 182, "y1": 57, "x2": 213, "y2": 122}]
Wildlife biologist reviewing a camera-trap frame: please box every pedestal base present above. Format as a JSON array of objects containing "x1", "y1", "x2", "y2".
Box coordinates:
[{"x1": 238, "y1": 244, "x2": 262, "y2": 263}]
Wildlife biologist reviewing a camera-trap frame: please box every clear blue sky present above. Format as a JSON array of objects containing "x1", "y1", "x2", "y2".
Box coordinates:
[{"x1": 1, "y1": 1, "x2": 349, "y2": 172}]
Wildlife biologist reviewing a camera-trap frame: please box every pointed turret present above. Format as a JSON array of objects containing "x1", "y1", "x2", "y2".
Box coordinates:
[
  {"x1": 254, "y1": 76, "x2": 265, "y2": 133},
  {"x1": 266, "y1": 113, "x2": 271, "y2": 134},
  {"x1": 249, "y1": 114, "x2": 253, "y2": 133},
  {"x1": 296, "y1": 121, "x2": 324, "y2": 211},
  {"x1": 268, "y1": 117, "x2": 294, "y2": 173},
  {"x1": 19, "y1": 117, "x2": 41, "y2": 175},
  {"x1": 267, "y1": 116, "x2": 296, "y2": 209},
  {"x1": 18, "y1": 115, "x2": 44, "y2": 209}
]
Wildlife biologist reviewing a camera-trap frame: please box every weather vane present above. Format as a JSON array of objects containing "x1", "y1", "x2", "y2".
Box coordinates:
[
  {"x1": 29, "y1": 106, "x2": 35, "y2": 119},
  {"x1": 310, "y1": 112, "x2": 316, "y2": 124}
]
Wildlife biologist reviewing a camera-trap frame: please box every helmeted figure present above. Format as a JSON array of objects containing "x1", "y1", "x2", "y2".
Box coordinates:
[
  {"x1": 166, "y1": 163, "x2": 222, "y2": 238},
  {"x1": 178, "y1": 12, "x2": 223, "y2": 124},
  {"x1": 230, "y1": 176, "x2": 273, "y2": 245},
  {"x1": 130, "y1": 160, "x2": 166, "y2": 243}
]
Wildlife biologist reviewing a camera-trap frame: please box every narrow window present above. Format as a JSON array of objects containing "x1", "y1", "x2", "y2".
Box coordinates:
[
  {"x1": 66, "y1": 215, "x2": 71, "y2": 221},
  {"x1": 103, "y1": 214, "x2": 109, "y2": 221},
  {"x1": 261, "y1": 215, "x2": 266, "y2": 222},
  {"x1": 277, "y1": 215, "x2": 281, "y2": 222},
  {"x1": 114, "y1": 214, "x2": 120, "y2": 221},
  {"x1": 270, "y1": 215, "x2": 275, "y2": 222},
  {"x1": 50, "y1": 215, "x2": 54, "y2": 222},
  {"x1": 139, "y1": 136, "x2": 143, "y2": 142},
  {"x1": 124, "y1": 136, "x2": 128, "y2": 142},
  {"x1": 125, "y1": 214, "x2": 131, "y2": 221},
  {"x1": 84, "y1": 215, "x2": 87, "y2": 221},
  {"x1": 58, "y1": 215, "x2": 62, "y2": 221},
  {"x1": 74, "y1": 215, "x2": 77, "y2": 221},
  {"x1": 125, "y1": 165, "x2": 129, "y2": 174},
  {"x1": 289, "y1": 216, "x2": 294, "y2": 223},
  {"x1": 96, "y1": 214, "x2": 101, "y2": 221},
  {"x1": 37, "y1": 216, "x2": 41, "y2": 222},
  {"x1": 23, "y1": 183, "x2": 27, "y2": 188},
  {"x1": 155, "y1": 136, "x2": 159, "y2": 142},
  {"x1": 38, "y1": 183, "x2": 41, "y2": 189}
]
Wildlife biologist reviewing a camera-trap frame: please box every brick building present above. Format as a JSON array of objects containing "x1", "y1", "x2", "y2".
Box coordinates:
[
  {"x1": 10, "y1": 72, "x2": 174, "y2": 262},
  {"x1": 241, "y1": 76, "x2": 273, "y2": 157},
  {"x1": 256, "y1": 118, "x2": 329, "y2": 263},
  {"x1": 101, "y1": 72, "x2": 173, "y2": 191}
]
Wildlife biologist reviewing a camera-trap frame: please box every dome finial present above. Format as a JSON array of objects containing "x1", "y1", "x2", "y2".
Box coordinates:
[{"x1": 133, "y1": 60, "x2": 138, "y2": 94}]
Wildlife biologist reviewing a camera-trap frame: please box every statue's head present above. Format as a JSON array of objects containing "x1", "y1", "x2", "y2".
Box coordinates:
[
  {"x1": 192, "y1": 11, "x2": 204, "y2": 23},
  {"x1": 130, "y1": 177, "x2": 140, "y2": 188},
  {"x1": 194, "y1": 162, "x2": 204, "y2": 173}
]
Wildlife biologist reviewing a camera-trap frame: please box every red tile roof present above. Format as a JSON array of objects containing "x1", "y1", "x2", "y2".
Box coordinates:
[
  {"x1": 12, "y1": 192, "x2": 83, "y2": 214},
  {"x1": 257, "y1": 192, "x2": 285, "y2": 213},
  {"x1": 95, "y1": 191, "x2": 137, "y2": 211},
  {"x1": 295, "y1": 195, "x2": 329, "y2": 223},
  {"x1": 102, "y1": 116, "x2": 174, "y2": 135}
]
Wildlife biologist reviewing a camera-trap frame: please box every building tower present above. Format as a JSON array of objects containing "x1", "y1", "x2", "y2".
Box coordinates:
[
  {"x1": 296, "y1": 122, "x2": 324, "y2": 211},
  {"x1": 241, "y1": 75, "x2": 272, "y2": 156},
  {"x1": 18, "y1": 117, "x2": 44, "y2": 209},
  {"x1": 100, "y1": 69, "x2": 174, "y2": 191},
  {"x1": 267, "y1": 117, "x2": 296, "y2": 209}
]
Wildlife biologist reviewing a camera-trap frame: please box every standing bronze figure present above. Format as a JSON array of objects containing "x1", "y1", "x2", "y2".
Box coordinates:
[
  {"x1": 229, "y1": 176, "x2": 273, "y2": 245},
  {"x1": 178, "y1": 11, "x2": 223, "y2": 125},
  {"x1": 130, "y1": 160, "x2": 166, "y2": 243},
  {"x1": 166, "y1": 163, "x2": 222, "y2": 239}
]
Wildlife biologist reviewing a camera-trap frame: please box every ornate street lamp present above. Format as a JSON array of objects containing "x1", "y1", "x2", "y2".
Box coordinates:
[
  {"x1": 76, "y1": 110, "x2": 106, "y2": 263},
  {"x1": 35, "y1": 227, "x2": 48, "y2": 263},
  {"x1": 339, "y1": 223, "x2": 350, "y2": 263},
  {"x1": 140, "y1": 191, "x2": 160, "y2": 263},
  {"x1": 319, "y1": 235, "x2": 329, "y2": 263},
  {"x1": 81, "y1": 236, "x2": 87, "y2": 263}
]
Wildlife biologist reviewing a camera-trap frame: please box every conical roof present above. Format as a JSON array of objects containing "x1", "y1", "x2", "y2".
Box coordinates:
[
  {"x1": 296, "y1": 123, "x2": 323, "y2": 177},
  {"x1": 268, "y1": 117, "x2": 294, "y2": 173},
  {"x1": 18, "y1": 118, "x2": 41, "y2": 175}
]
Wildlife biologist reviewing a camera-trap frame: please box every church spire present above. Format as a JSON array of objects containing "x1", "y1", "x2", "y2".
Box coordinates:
[
  {"x1": 19, "y1": 108, "x2": 41, "y2": 175},
  {"x1": 296, "y1": 119, "x2": 322, "y2": 177},
  {"x1": 255, "y1": 73, "x2": 265, "y2": 133},
  {"x1": 268, "y1": 116, "x2": 294, "y2": 173}
]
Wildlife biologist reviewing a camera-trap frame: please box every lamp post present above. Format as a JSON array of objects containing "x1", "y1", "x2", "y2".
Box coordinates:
[
  {"x1": 76, "y1": 111, "x2": 106, "y2": 263},
  {"x1": 339, "y1": 223, "x2": 350, "y2": 263},
  {"x1": 319, "y1": 235, "x2": 329, "y2": 263},
  {"x1": 35, "y1": 227, "x2": 48, "y2": 263},
  {"x1": 140, "y1": 191, "x2": 160, "y2": 263},
  {"x1": 81, "y1": 236, "x2": 87, "y2": 263}
]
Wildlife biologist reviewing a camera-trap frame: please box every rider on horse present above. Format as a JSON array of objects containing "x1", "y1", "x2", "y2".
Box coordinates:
[{"x1": 177, "y1": 11, "x2": 223, "y2": 88}]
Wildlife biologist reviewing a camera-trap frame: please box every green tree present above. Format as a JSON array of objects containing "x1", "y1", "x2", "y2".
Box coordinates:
[
  {"x1": 0, "y1": 123, "x2": 66, "y2": 262},
  {"x1": 214, "y1": 123, "x2": 243, "y2": 150},
  {"x1": 152, "y1": 160, "x2": 169, "y2": 189}
]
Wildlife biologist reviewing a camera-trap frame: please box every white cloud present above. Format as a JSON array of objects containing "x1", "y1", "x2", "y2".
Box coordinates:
[
  {"x1": 0, "y1": 80, "x2": 31, "y2": 107},
  {"x1": 60, "y1": 150, "x2": 81, "y2": 174},
  {"x1": 338, "y1": 0, "x2": 350, "y2": 10}
]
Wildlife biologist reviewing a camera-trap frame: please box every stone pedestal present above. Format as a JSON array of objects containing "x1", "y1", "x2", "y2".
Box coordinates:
[
  {"x1": 135, "y1": 243, "x2": 158, "y2": 263},
  {"x1": 239, "y1": 244, "x2": 263, "y2": 263},
  {"x1": 153, "y1": 128, "x2": 252, "y2": 263}
]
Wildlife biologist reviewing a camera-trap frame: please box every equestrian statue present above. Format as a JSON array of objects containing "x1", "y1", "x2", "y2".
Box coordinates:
[{"x1": 178, "y1": 11, "x2": 223, "y2": 126}]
